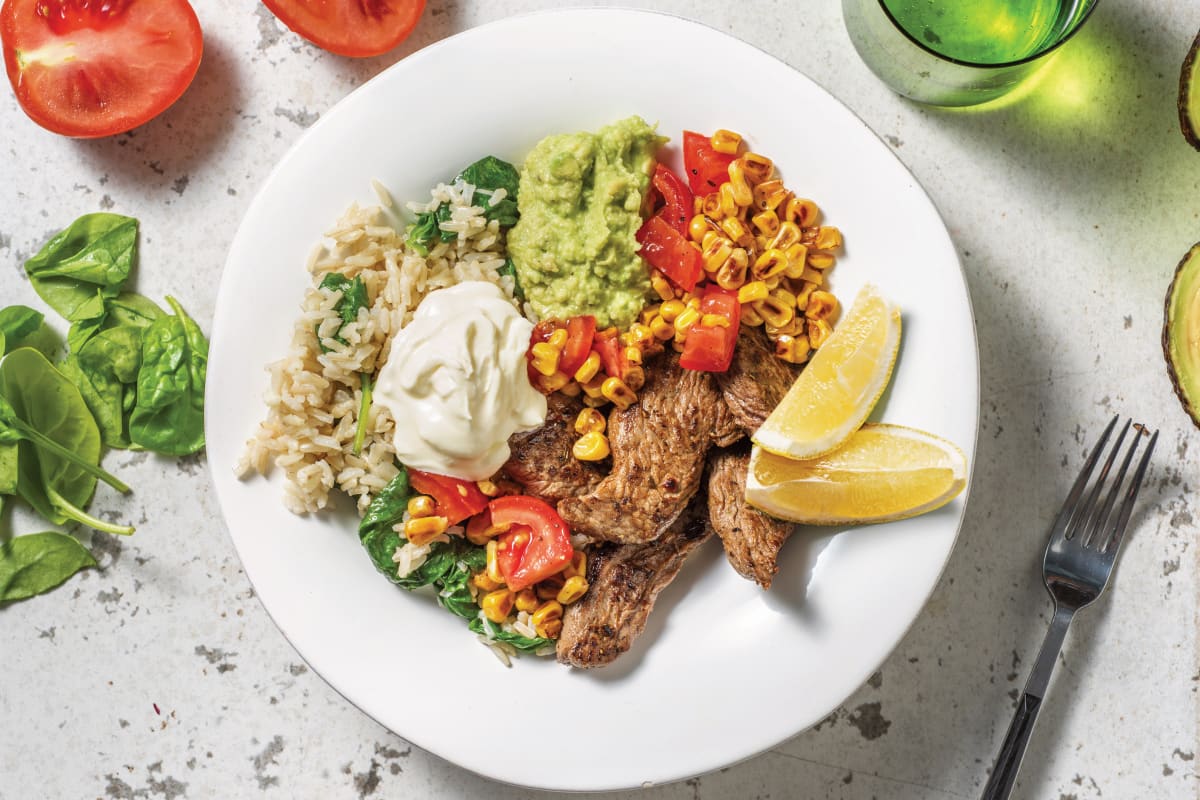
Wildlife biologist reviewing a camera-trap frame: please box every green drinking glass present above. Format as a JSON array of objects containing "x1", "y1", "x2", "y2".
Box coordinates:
[{"x1": 842, "y1": 0, "x2": 1100, "y2": 107}]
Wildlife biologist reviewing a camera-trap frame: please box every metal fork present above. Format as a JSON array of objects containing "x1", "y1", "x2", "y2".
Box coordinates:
[{"x1": 980, "y1": 415, "x2": 1158, "y2": 800}]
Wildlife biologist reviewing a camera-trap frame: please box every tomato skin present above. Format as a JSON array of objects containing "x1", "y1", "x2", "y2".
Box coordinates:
[
  {"x1": 1, "y1": 0, "x2": 203, "y2": 138},
  {"x1": 650, "y1": 164, "x2": 694, "y2": 235},
  {"x1": 683, "y1": 131, "x2": 735, "y2": 196},
  {"x1": 261, "y1": 0, "x2": 426, "y2": 58},
  {"x1": 489, "y1": 496, "x2": 573, "y2": 592},
  {"x1": 560, "y1": 316, "x2": 596, "y2": 376},
  {"x1": 591, "y1": 328, "x2": 628, "y2": 381},
  {"x1": 636, "y1": 214, "x2": 703, "y2": 293},
  {"x1": 680, "y1": 286, "x2": 741, "y2": 372},
  {"x1": 407, "y1": 469, "x2": 489, "y2": 525}
]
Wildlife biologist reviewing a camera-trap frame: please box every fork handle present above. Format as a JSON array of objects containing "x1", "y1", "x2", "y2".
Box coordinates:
[{"x1": 980, "y1": 605, "x2": 1075, "y2": 800}]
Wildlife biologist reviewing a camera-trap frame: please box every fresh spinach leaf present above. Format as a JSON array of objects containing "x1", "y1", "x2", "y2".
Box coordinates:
[
  {"x1": 106, "y1": 292, "x2": 164, "y2": 330},
  {"x1": 315, "y1": 273, "x2": 369, "y2": 352},
  {"x1": 24, "y1": 214, "x2": 137, "y2": 321},
  {"x1": 359, "y1": 467, "x2": 413, "y2": 577},
  {"x1": 458, "y1": 156, "x2": 520, "y2": 228},
  {"x1": 62, "y1": 325, "x2": 145, "y2": 448},
  {"x1": 0, "y1": 348, "x2": 133, "y2": 535},
  {"x1": 128, "y1": 296, "x2": 207, "y2": 456},
  {"x1": 0, "y1": 306, "x2": 43, "y2": 353},
  {"x1": 0, "y1": 531, "x2": 97, "y2": 604},
  {"x1": 59, "y1": 355, "x2": 126, "y2": 449},
  {"x1": 0, "y1": 438, "x2": 16, "y2": 495},
  {"x1": 467, "y1": 617, "x2": 554, "y2": 653}
]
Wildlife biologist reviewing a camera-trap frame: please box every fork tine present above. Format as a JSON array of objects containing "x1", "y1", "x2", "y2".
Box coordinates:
[
  {"x1": 1085, "y1": 423, "x2": 1143, "y2": 549},
  {"x1": 1078, "y1": 419, "x2": 1131, "y2": 547},
  {"x1": 1101, "y1": 429, "x2": 1158, "y2": 556},
  {"x1": 1048, "y1": 415, "x2": 1118, "y2": 543}
]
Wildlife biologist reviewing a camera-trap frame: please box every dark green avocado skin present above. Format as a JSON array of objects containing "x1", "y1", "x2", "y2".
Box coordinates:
[{"x1": 1163, "y1": 242, "x2": 1200, "y2": 429}]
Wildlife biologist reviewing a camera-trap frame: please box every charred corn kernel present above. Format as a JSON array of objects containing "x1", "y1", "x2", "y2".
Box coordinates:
[
  {"x1": 628, "y1": 324, "x2": 654, "y2": 346},
  {"x1": 674, "y1": 306, "x2": 701, "y2": 335},
  {"x1": 718, "y1": 183, "x2": 739, "y2": 218},
  {"x1": 475, "y1": 480, "x2": 500, "y2": 497},
  {"x1": 574, "y1": 407, "x2": 606, "y2": 435},
  {"x1": 651, "y1": 272, "x2": 675, "y2": 302},
  {"x1": 693, "y1": 195, "x2": 704, "y2": 215},
  {"x1": 774, "y1": 334, "x2": 811, "y2": 364},
  {"x1": 531, "y1": 601, "x2": 564, "y2": 638},
  {"x1": 766, "y1": 316, "x2": 805, "y2": 338},
  {"x1": 815, "y1": 226, "x2": 842, "y2": 251},
  {"x1": 702, "y1": 235, "x2": 734, "y2": 274},
  {"x1": 406, "y1": 494, "x2": 436, "y2": 518},
  {"x1": 404, "y1": 515, "x2": 449, "y2": 546},
  {"x1": 785, "y1": 197, "x2": 820, "y2": 227},
  {"x1": 623, "y1": 365, "x2": 646, "y2": 392},
  {"x1": 562, "y1": 550, "x2": 587, "y2": 579},
  {"x1": 559, "y1": 380, "x2": 582, "y2": 398},
  {"x1": 582, "y1": 393, "x2": 608, "y2": 408},
  {"x1": 719, "y1": 215, "x2": 751, "y2": 245},
  {"x1": 711, "y1": 128, "x2": 743, "y2": 154},
  {"x1": 466, "y1": 514, "x2": 501, "y2": 546},
  {"x1": 556, "y1": 575, "x2": 589, "y2": 605},
  {"x1": 688, "y1": 214, "x2": 711, "y2": 243},
  {"x1": 472, "y1": 571, "x2": 503, "y2": 592},
  {"x1": 808, "y1": 318, "x2": 834, "y2": 349},
  {"x1": 806, "y1": 290, "x2": 838, "y2": 321},
  {"x1": 700, "y1": 191, "x2": 724, "y2": 218},
  {"x1": 753, "y1": 179, "x2": 788, "y2": 211},
  {"x1": 795, "y1": 280, "x2": 819, "y2": 311},
  {"x1": 741, "y1": 304, "x2": 765, "y2": 326},
  {"x1": 741, "y1": 152, "x2": 773, "y2": 184},
  {"x1": 649, "y1": 314, "x2": 675, "y2": 340},
  {"x1": 771, "y1": 221, "x2": 802, "y2": 251},
  {"x1": 783, "y1": 243, "x2": 810, "y2": 278},
  {"x1": 623, "y1": 346, "x2": 643, "y2": 366},
  {"x1": 639, "y1": 304, "x2": 662, "y2": 325},
  {"x1": 715, "y1": 251, "x2": 750, "y2": 290},
  {"x1": 770, "y1": 286, "x2": 797, "y2": 312},
  {"x1": 701, "y1": 313, "x2": 731, "y2": 329},
  {"x1": 738, "y1": 280, "x2": 770, "y2": 304},
  {"x1": 601, "y1": 377, "x2": 637, "y2": 410},
  {"x1": 572, "y1": 351, "x2": 602, "y2": 384},
  {"x1": 685, "y1": 294, "x2": 703, "y2": 309},
  {"x1": 753, "y1": 248, "x2": 789, "y2": 280},
  {"x1": 659, "y1": 299, "x2": 686, "y2": 323},
  {"x1": 573, "y1": 431, "x2": 610, "y2": 461},
  {"x1": 529, "y1": 342, "x2": 561, "y2": 377},
  {"x1": 581, "y1": 373, "x2": 607, "y2": 399},
  {"x1": 535, "y1": 575, "x2": 565, "y2": 601},
  {"x1": 547, "y1": 328, "x2": 569, "y2": 349},
  {"x1": 538, "y1": 371, "x2": 571, "y2": 394},
  {"x1": 751, "y1": 208, "x2": 780, "y2": 238},
  {"x1": 514, "y1": 588, "x2": 539, "y2": 613},
  {"x1": 755, "y1": 292, "x2": 795, "y2": 329},
  {"x1": 481, "y1": 589, "x2": 515, "y2": 623},
  {"x1": 807, "y1": 252, "x2": 836, "y2": 270},
  {"x1": 799, "y1": 266, "x2": 824, "y2": 285},
  {"x1": 486, "y1": 540, "x2": 504, "y2": 584},
  {"x1": 726, "y1": 159, "x2": 754, "y2": 207}
]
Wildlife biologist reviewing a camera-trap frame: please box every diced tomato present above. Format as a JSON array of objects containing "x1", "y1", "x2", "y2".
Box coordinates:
[
  {"x1": 683, "y1": 131, "x2": 736, "y2": 197},
  {"x1": 680, "y1": 286, "x2": 741, "y2": 372},
  {"x1": 526, "y1": 318, "x2": 563, "y2": 388},
  {"x1": 489, "y1": 496, "x2": 573, "y2": 592},
  {"x1": 407, "y1": 469, "x2": 489, "y2": 525},
  {"x1": 560, "y1": 315, "x2": 596, "y2": 375},
  {"x1": 592, "y1": 328, "x2": 627, "y2": 380},
  {"x1": 636, "y1": 215, "x2": 703, "y2": 293},
  {"x1": 650, "y1": 164, "x2": 694, "y2": 235}
]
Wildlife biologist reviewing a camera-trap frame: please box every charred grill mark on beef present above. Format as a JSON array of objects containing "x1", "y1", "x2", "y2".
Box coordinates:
[
  {"x1": 714, "y1": 327, "x2": 798, "y2": 436},
  {"x1": 556, "y1": 502, "x2": 710, "y2": 668},
  {"x1": 706, "y1": 443, "x2": 793, "y2": 589}
]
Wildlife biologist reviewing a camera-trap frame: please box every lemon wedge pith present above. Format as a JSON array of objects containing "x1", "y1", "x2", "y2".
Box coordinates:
[
  {"x1": 751, "y1": 283, "x2": 901, "y2": 461},
  {"x1": 746, "y1": 424, "x2": 967, "y2": 525}
]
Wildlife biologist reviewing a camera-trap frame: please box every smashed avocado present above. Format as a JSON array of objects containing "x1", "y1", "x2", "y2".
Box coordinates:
[
  {"x1": 1164, "y1": 242, "x2": 1200, "y2": 428},
  {"x1": 507, "y1": 116, "x2": 665, "y2": 328}
]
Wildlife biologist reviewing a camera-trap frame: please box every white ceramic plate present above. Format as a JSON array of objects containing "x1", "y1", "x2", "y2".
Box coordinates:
[{"x1": 206, "y1": 9, "x2": 978, "y2": 792}]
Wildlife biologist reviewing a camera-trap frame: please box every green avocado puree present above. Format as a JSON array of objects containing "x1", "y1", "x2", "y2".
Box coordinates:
[{"x1": 507, "y1": 116, "x2": 665, "y2": 329}]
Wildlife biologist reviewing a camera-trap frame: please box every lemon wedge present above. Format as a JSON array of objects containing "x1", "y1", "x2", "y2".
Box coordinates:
[
  {"x1": 752, "y1": 283, "x2": 901, "y2": 460},
  {"x1": 745, "y1": 424, "x2": 967, "y2": 525}
]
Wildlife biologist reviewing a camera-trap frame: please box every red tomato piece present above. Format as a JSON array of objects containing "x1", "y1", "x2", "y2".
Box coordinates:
[
  {"x1": 560, "y1": 315, "x2": 596, "y2": 376},
  {"x1": 489, "y1": 496, "x2": 573, "y2": 592},
  {"x1": 683, "y1": 130, "x2": 736, "y2": 196},
  {"x1": 591, "y1": 328, "x2": 628, "y2": 380},
  {"x1": 680, "y1": 286, "x2": 741, "y2": 372},
  {"x1": 636, "y1": 215, "x2": 703, "y2": 293},
  {"x1": 261, "y1": 0, "x2": 425, "y2": 58},
  {"x1": 650, "y1": 163, "x2": 694, "y2": 235},
  {"x1": 407, "y1": 469, "x2": 489, "y2": 525},
  {"x1": 0, "y1": 0, "x2": 203, "y2": 138}
]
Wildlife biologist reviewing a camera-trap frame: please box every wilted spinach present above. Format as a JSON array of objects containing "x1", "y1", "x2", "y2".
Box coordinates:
[
  {"x1": 467, "y1": 617, "x2": 554, "y2": 654},
  {"x1": 0, "y1": 348, "x2": 134, "y2": 536},
  {"x1": 359, "y1": 467, "x2": 414, "y2": 579},
  {"x1": 0, "y1": 531, "x2": 97, "y2": 604},
  {"x1": 127, "y1": 296, "x2": 207, "y2": 456},
  {"x1": 437, "y1": 546, "x2": 487, "y2": 619},
  {"x1": 405, "y1": 155, "x2": 521, "y2": 253},
  {"x1": 24, "y1": 214, "x2": 137, "y2": 322},
  {"x1": 498, "y1": 257, "x2": 524, "y2": 302},
  {"x1": 315, "y1": 273, "x2": 372, "y2": 453}
]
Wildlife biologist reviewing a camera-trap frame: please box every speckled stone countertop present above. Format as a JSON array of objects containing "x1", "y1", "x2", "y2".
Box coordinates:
[{"x1": 1, "y1": 2, "x2": 1197, "y2": 798}]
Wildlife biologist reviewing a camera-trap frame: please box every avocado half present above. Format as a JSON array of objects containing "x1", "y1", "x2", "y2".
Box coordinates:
[
  {"x1": 1164, "y1": 243, "x2": 1200, "y2": 428},
  {"x1": 1180, "y1": 29, "x2": 1200, "y2": 150}
]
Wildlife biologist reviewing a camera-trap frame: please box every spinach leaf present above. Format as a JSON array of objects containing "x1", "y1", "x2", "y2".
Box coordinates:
[
  {"x1": 0, "y1": 306, "x2": 43, "y2": 354},
  {"x1": 359, "y1": 468, "x2": 414, "y2": 577},
  {"x1": 0, "y1": 348, "x2": 133, "y2": 535},
  {"x1": 405, "y1": 212, "x2": 438, "y2": 255},
  {"x1": 498, "y1": 257, "x2": 524, "y2": 302},
  {"x1": 352, "y1": 373, "x2": 372, "y2": 456},
  {"x1": 467, "y1": 617, "x2": 554, "y2": 654},
  {"x1": 63, "y1": 325, "x2": 145, "y2": 448},
  {"x1": 0, "y1": 531, "x2": 97, "y2": 604},
  {"x1": 24, "y1": 214, "x2": 137, "y2": 321},
  {"x1": 458, "y1": 156, "x2": 520, "y2": 228},
  {"x1": 398, "y1": 539, "x2": 462, "y2": 590},
  {"x1": 59, "y1": 355, "x2": 126, "y2": 449},
  {"x1": 128, "y1": 296, "x2": 207, "y2": 456},
  {"x1": 106, "y1": 292, "x2": 164, "y2": 329},
  {"x1": 0, "y1": 438, "x2": 16, "y2": 495},
  {"x1": 315, "y1": 273, "x2": 369, "y2": 352},
  {"x1": 434, "y1": 202, "x2": 456, "y2": 243},
  {"x1": 437, "y1": 545, "x2": 487, "y2": 619}
]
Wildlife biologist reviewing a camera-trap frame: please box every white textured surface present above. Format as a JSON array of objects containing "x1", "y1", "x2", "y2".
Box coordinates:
[{"x1": 0, "y1": 2, "x2": 1196, "y2": 799}]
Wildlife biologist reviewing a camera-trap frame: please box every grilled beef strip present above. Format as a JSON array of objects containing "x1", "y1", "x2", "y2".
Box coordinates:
[
  {"x1": 707, "y1": 443, "x2": 794, "y2": 589},
  {"x1": 714, "y1": 326, "x2": 798, "y2": 436},
  {"x1": 556, "y1": 500, "x2": 711, "y2": 668},
  {"x1": 557, "y1": 353, "x2": 725, "y2": 543},
  {"x1": 504, "y1": 393, "x2": 605, "y2": 504}
]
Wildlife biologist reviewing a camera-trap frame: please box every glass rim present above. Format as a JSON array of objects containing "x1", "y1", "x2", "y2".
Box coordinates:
[{"x1": 874, "y1": 0, "x2": 1101, "y2": 70}]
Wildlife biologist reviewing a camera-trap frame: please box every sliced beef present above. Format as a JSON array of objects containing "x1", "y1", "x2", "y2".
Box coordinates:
[
  {"x1": 710, "y1": 393, "x2": 744, "y2": 447},
  {"x1": 714, "y1": 327, "x2": 798, "y2": 436},
  {"x1": 707, "y1": 444, "x2": 794, "y2": 589},
  {"x1": 557, "y1": 353, "x2": 724, "y2": 543},
  {"x1": 504, "y1": 393, "x2": 604, "y2": 504},
  {"x1": 556, "y1": 502, "x2": 710, "y2": 668}
]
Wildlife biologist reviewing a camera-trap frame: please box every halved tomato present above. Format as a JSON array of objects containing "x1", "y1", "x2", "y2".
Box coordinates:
[
  {"x1": 0, "y1": 0, "x2": 203, "y2": 138},
  {"x1": 261, "y1": 0, "x2": 425, "y2": 58}
]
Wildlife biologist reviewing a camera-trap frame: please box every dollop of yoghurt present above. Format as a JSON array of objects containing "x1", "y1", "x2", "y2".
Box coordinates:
[{"x1": 374, "y1": 281, "x2": 548, "y2": 481}]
